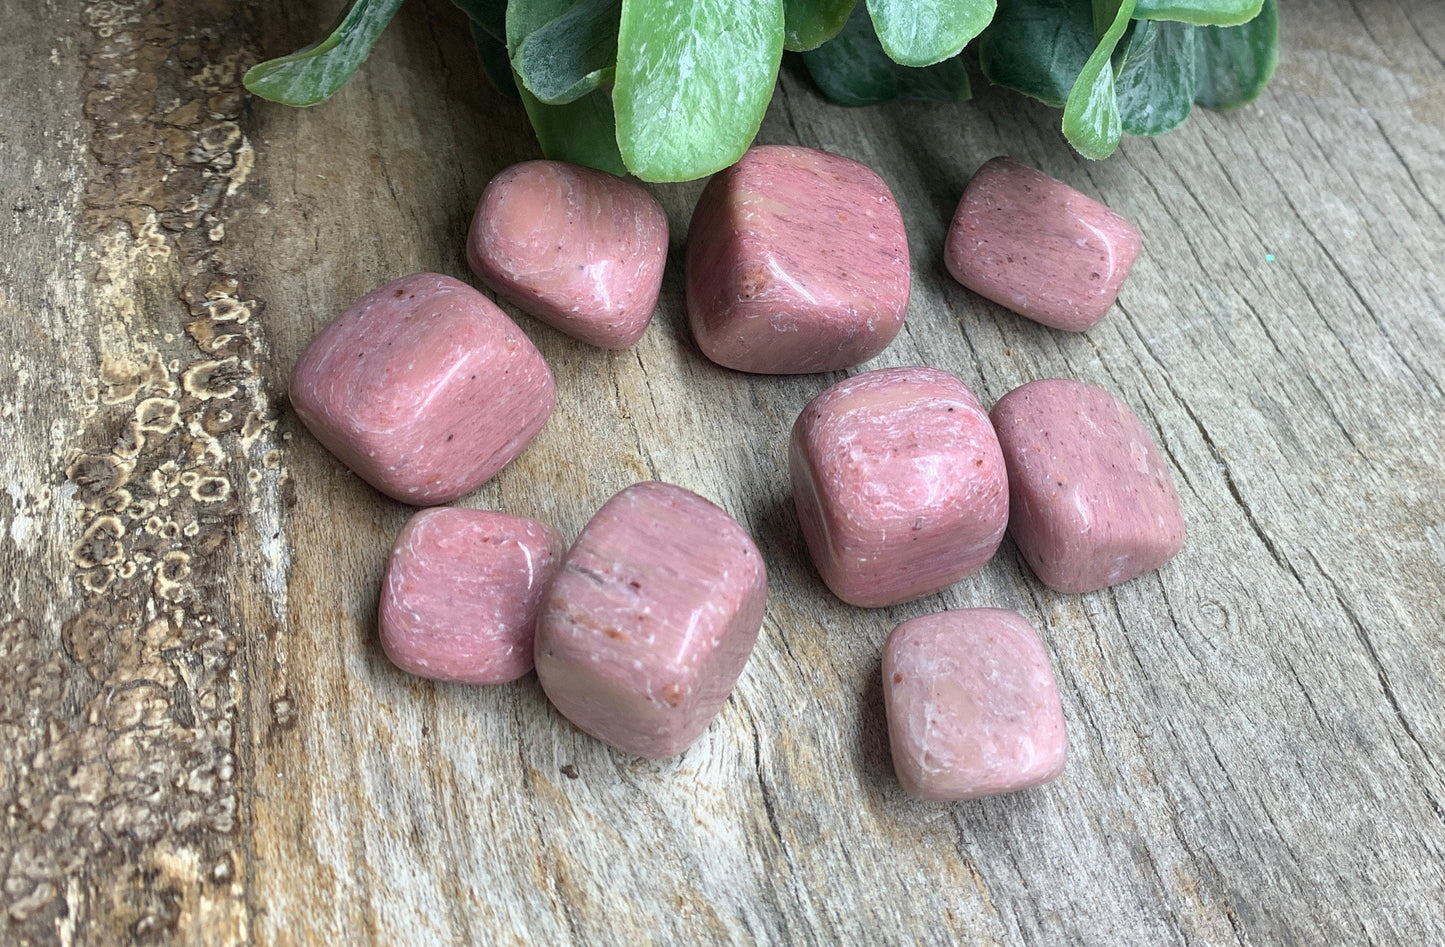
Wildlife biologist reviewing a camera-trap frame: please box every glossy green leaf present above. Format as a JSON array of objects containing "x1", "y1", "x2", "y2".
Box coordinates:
[
  {"x1": 1060, "y1": 0, "x2": 1135, "y2": 159},
  {"x1": 470, "y1": 20, "x2": 519, "y2": 98},
  {"x1": 507, "y1": 0, "x2": 573, "y2": 52},
  {"x1": 979, "y1": 0, "x2": 1273, "y2": 156},
  {"x1": 451, "y1": 0, "x2": 506, "y2": 40},
  {"x1": 614, "y1": 0, "x2": 784, "y2": 182},
  {"x1": 518, "y1": 80, "x2": 627, "y2": 174},
  {"x1": 244, "y1": 0, "x2": 406, "y2": 106},
  {"x1": 784, "y1": 0, "x2": 857, "y2": 51},
  {"x1": 1194, "y1": 0, "x2": 1278, "y2": 109},
  {"x1": 1115, "y1": 19, "x2": 1194, "y2": 135},
  {"x1": 978, "y1": 0, "x2": 1095, "y2": 108},
  {"x1": 507, "y1": 1, "x2": 625, "y2": 172},
  {"x1": 1092, "y1": 0, "x2": 1121, "y2": 40},
  {"x1": 867, "y1": 0, "x2": 996, "y2": 68},
  {"x1": 802, "y1": 6, "x2": 970, "y2": 106},
  {"x1": 514, "y1": 0, "x2": 620, "y2": 104},
  {"x1": 1134, "y1": 0, "x2": 1261, "y2": 26}
]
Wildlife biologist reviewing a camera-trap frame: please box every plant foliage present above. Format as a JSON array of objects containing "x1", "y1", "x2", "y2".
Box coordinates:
[{"x1": 245, "y1": 0, "x2": 1279, "y2": 179}]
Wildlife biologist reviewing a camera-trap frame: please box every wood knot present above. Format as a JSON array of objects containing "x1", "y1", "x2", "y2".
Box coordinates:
[
  {"x1": 72, "y1": 515, "x2": 126, "y2": 569},
  {"x1": 181, "y1": 358, "x2": 243, "y2": 401}
]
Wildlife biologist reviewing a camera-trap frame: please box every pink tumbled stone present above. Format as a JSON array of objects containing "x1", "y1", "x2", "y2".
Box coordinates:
[
  {"x1": 790, "y1": 367, "x2": 1009, "y2": 608},
  {"x1": 884, "y1": 609, "x2": 1067, "y2": 801},
  {"x1": 534, "y1": 482, "x2": 768, "y2": 758},
  {"x1": 467, "y1": 160, "x2": 668, "y2": 349},
  {"x1": 686, "y1": 145, "x2": 910, "y2": 374},
  {"x1": 991, "y1": 379, "x2": 1186, "y2": 594},
  {"x1": 945, "y1": 157, "x2": 1141, "y2": 332},
  {"x1": 379, "y1": 507, "x2": 566, "y2": 684},
  {"x1": 289, "y1": 273, "x2": 555, "y2": 505}
]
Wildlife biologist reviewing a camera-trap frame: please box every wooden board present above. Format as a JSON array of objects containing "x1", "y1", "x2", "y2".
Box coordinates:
[{"x1": 2, "y1": 0, "x2": 1443, "y2": 942}]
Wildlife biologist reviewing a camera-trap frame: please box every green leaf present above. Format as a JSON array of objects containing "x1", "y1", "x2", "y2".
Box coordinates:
[
  {"x1": 1061, "y1": 0, "x2": 1136, "y2": 159},
  {"x1": 1115, "y1": 19, "x2": 1195, "y2": 135},
  {"x1": 866, "y1": 0, "x2": 996, "y2": 68},
  {"x1": 508, "y1": 0, "x2": 627, "y2": 175},
  {"x1": 244, "y1": 0, "x2": 406, "y2": 106},
  {"x1": 980, "y1": 0, "x2": 1275, "y2": 155},
  {"x1": 451, "y1": 0, "x2": 506, "y2": 40},
  {"x1": 1193, "y1": 0, "x2": 1278, "y2": 109},
  {"x1": 802, "y1": 5, "x2": 970, "y2": 106},
  {"x1": 614, "y1": 0, "x2": 784, "y2": 182},
  {"x1": 517, "y1": 80, "x2": 628, "y2": 175},
  {"x1": 470, "y1": 20, "x2": 519, "y2": 98},
  {"x1": 784, "y1": 0, "x2": 858, "y2": 51},
  {"x1": 507, "y1": 0, "x2": 574, "y2": 53},
  {"x1": 978, "y1": 0, "x2": 1096, "y2": 108},
  {"x1": 514, "y1": 0, "x2": 621, "y2": 105},
  {"x1": 1092, "y1": 0, "x2": 1123, "y2": 40},
  {"x1": 1134, "y1": 0, "x2": 1261, "y2": 27}
]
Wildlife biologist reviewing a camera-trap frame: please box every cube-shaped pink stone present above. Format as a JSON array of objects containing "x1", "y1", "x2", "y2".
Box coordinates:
[
  {"x1": 686, "y1": 145, "x2": 910, "y2": 374},
  {"x1": 991, "y1": 379, "x2": 1186, "y2": 593},
  {"x1": 467, "y1": 160, "x2": 668, "y2": 349},
  {"x1": 884, "y1": 609, "x2": 1067, "y2": 801},
  {"x1": 945, "y1": 157, "x2": 1141, "y2": 332},
  {"x1": 534, "y1": 482, "x2": 768, "y2": 758},
  {"x1": 790, "y1": 367, "x2": 1009, "y2": 608},
  {"x1": 380, "y1": 507, "x2": 566, "y2": 684},
  {"x1": 289, "y1": 273, "x2": 555, "y2": 504}
]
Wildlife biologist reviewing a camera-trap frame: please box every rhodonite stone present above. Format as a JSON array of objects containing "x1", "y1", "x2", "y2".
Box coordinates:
[
  {"x1": 790, "y1": 367, "x2": 1008, "y2": 607},
  {"x1": 467, "y1": 160, "x2": 668, "y2": 349},
  {"x1": 380, "y1": 507, "x2": 566, "y2": 684},
  {"x1": 686, "y1": 145, "x2": 910, "y2": 374},
  {"x1": 289, "y1": 273, "x2": 555, "y2": 505},
  {"x1": 991, "y1": 378, "x2": 1185, "y2": 593},
  {"x1": 945, "y1": 157, "x2": 1141, "y2": 332},
  {"x1": 534, "y1": 481, "x2": 768, "y2": 758},
  {"x1": 884, "y1": 608, "x2": 1067, "y2": 801}
]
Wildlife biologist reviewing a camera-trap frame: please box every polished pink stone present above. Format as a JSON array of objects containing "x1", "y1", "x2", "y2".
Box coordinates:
[
  {"x1": 945, "y1": 157, "x2": 1141, "y2": 332},
  {"x1": 884, "y1": 608, "x2": 1067, "y2": 801},
  {"x1": 534, "y1": 482, "x2": 768, "y2": 758},
  {"x1": 686, "y1": 145, "x2": 910, "y2": 374},
  {"x1": 467, "y1": 160, "x2": 668, "y2": 349},
  {"x1": 991, "y1": 379, "x2": 1185, "y2": 593},
  {"x1": 790, "y1": 367, "x2": 1009, "y2": 608},
  {"x1": 379, "y1": 507, "x2": 566, "y2": 684},
  {"x1": 289, "y1": 273, "x2": 555, "y2": 505}
]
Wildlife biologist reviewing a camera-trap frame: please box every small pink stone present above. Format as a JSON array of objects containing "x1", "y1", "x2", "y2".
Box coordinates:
[
  {"x1": 991, "y1": 378, "x2": 1186, "y2": 594},
  {"x1": 467, "y1": 160, "x2": 668, "y2": 349},
  {"x1": 945, "y1": 157, "x2": 1141, "y2": 332},
  {"x1": 289, "y1": 273, "x2": 555, "y2": 505},
  {"x1": 380, "y1": 507, "x2": 567, "y2": 684},
  {"x1": 790, "y1": 367, "x2": 1009, "y2": 608},
  {"x1": 686, "y1": 145, "x2": 910, "y2": 374},
  {"x1": 884, "y1": 609, "x2": 1067, "y2": 801},
  {"x1": 534, "y1": 482, "x2": 768, "y2": 758}
]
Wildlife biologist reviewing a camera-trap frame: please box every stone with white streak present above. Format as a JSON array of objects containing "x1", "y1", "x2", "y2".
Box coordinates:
[
  {"x1": 686, "y1": 145, "x2": 910, "y2": 374},
  {"x1": 991, "y1": 378, "x2": 1185, "y2": 593},
  {"x1": 289, "y1": 273, "x2": 555, "y2": 505},
  {"x1": 884, "y1": 608, "x2": 1067, "y2": 801},
  {"x1": 534, "y1": 482, "x2": 768, "y2": 758},
  {"x1": 945, "y1": 157, "x2": 1140, "y2": 332},
  {"x1": 790, "y1": 367, "x2": 1008, "y2": 607},
  {"x1": 380, "y1": 507, "x2": 567, "y2": 684},
  {"x1": 468, "y1": 160, "x2": 668, "y2": 349}
]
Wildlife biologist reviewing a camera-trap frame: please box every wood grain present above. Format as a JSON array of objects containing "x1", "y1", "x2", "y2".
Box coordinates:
[{"x1": 2, "y1": 0, "x2": 1442, "y2": 943}]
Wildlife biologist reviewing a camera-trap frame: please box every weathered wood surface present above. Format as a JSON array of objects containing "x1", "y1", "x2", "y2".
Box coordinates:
[{"x1": 2, "y1": 0, "x2": 1443, "y2": 943}]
